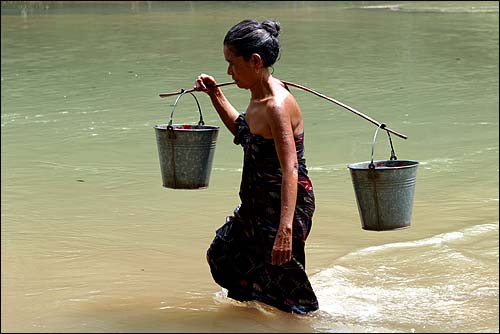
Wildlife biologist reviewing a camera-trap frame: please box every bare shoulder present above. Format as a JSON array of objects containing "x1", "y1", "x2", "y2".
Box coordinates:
[
  {"x1": 268, "y1": 79, "x2": 303, "y2": 134},
  {"x1": 268, "y1": 79, "x2": 297, "y2": 111}
]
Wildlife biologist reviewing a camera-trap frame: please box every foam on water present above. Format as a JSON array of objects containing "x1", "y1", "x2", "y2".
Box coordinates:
[{"x1": 311, "y1": 223, "x2": 499, "y2": 332}]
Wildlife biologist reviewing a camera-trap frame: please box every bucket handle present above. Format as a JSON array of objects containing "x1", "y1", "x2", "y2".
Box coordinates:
[
  {"x1": 168, "y1": 89, "x2": 205, "y2": 128},
  {"x1": 369, "y1": 124, "x2": 398, "y2": 169}
]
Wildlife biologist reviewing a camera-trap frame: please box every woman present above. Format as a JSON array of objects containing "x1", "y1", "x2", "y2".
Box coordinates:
[{"x1": 194, "y1": 19, "x2": 319, "y2": 314}]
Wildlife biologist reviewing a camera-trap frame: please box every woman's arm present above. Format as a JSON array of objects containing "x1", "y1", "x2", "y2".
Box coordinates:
[
  {"x1": 194, "y1": 74, "x2": 240, "y2": 136},
  {"x1": 268, "y1": 102, "x2": 298, "y2": 266}
]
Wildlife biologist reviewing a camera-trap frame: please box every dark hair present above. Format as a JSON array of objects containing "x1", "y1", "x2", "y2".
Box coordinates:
[{"x1": 223, "y1": 19, "x2": 281, "y2": 68}]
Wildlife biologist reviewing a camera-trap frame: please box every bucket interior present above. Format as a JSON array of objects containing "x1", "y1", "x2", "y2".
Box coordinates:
[
  {"x1": 154, "y1": 124, "x2": 219, "y2": 131},
  {"x1": 348, "y1": 159, "x2": 419, "y2": 170}
]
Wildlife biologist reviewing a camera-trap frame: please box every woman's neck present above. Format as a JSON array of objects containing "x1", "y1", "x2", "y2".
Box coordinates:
[{"x1": 249, "y1": 70, "x2": 274, "y2": 100}]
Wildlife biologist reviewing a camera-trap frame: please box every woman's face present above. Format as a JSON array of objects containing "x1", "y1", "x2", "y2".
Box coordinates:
[{"x1": 223, "y1": 45, "x2": 256, "y2": 89}]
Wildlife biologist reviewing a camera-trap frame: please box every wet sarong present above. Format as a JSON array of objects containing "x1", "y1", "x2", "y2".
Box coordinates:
[{"x1": 207, "y1": 113, "x2": 319, "y2": 314}]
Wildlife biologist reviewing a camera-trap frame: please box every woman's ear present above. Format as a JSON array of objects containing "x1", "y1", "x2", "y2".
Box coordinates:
[{"x1": 251, "y1": 53, "x2": 263, "y2": 69}]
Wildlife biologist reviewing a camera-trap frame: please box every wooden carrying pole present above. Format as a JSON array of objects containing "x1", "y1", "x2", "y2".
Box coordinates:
[
  {"x1": 159, "y1": 80, "x2": 408, "y2": 140},
  {"x1": 158, "y1": 81, "x2": 236, "y2": 97}
]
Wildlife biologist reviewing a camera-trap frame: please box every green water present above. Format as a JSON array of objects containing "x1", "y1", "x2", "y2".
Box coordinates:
[{"x1": 1, "y1": 1, "x2": 498, "y2": 332}]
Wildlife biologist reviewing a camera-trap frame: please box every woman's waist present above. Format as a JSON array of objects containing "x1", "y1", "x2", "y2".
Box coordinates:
[
  {"x1": 243, "y1": 157, "x2": 309, "y2": 172},
  {"x1": 240, "y1": 171, "x2": 314, "y2": 192}
]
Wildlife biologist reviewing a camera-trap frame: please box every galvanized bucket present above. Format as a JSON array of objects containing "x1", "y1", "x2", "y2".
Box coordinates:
[
  {"x1": 154, "y1": 91, "x2": 219, "y2": 189},
  {"x1": 348, "y1": 125, "x2": 419, "y2": 231}
]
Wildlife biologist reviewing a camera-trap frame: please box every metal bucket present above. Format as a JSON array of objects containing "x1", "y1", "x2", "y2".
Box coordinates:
[
  {"x1": 154, "y1": 91, "x2": 219, "y2": 189},
  {"x1": 348, "y1": 125, "x2": 419, "y2": 231}
]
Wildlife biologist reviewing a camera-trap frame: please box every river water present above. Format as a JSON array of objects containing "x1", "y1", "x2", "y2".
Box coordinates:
[{"x1": 1, "y1": 1, "x2": 498, "y2": 333}]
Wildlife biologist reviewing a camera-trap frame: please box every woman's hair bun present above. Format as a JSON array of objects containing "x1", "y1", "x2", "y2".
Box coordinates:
[
  {"x1": 261, "y1": 19, "x2": 280, "y2": 38},
  {"x1": 224, "y1": 18, "x2": 281, "y2": 67}
]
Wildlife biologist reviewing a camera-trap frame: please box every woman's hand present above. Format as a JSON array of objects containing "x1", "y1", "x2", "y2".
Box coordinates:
[
  {"x1": 194, "y1": 74, "x2": 217, "y2": 94},
  {"x1": 272, "y1": 225, "x2": 292, "y2": 266}
]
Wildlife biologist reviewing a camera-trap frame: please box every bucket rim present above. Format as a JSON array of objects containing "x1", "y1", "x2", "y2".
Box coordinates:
[
  {"x1": 348, "y1": 159, "x2": 419, "y2": 170},
  {"x1": 154, "y1": 123, "x2": 220, "y2": 131}
]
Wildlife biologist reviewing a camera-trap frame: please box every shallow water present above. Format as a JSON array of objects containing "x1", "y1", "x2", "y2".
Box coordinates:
[{"x1": 1, "y1": 1, "x2": 498, "y2": 332}]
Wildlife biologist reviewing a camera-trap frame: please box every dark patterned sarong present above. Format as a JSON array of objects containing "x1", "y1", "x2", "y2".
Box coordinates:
[{"x1": 206, "y1": 113, "x2": 319, "y2": 314}]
